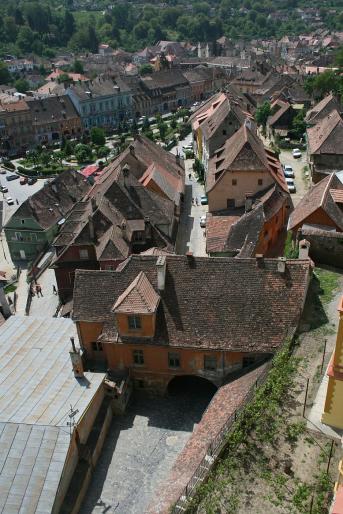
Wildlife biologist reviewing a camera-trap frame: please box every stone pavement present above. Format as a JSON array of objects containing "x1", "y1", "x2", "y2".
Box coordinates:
[
  {"x1": 175, "y1": 160, "x2": 207, "y2": 256},
  {"x1": 29, "y1": 267, "x2": 59, "y2": 317},
  {"x1": 80, "y1": 388, "x2": 213, "y2": 514}
]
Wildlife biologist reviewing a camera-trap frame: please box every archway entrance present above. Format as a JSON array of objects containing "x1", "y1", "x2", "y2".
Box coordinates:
[{"x1": 167, "y1": 375, "x2": 217, "y2": 400}]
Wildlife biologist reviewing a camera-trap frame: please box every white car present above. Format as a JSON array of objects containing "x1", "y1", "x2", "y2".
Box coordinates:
[
  {"x1": 200, "y1": 215, "x2": 206, "y2": 228},
  {"x1": 183, "y1": 144, "x2": 193, "y2": 151},
  {"x1": 6, "y1": 196, "x2": 14, "y2": 205},
  {"x1": 283, "y1": 165, "x2": 294, "y2": 178},
  {"x1": 292, "y1": 148, "x2": 302, "y2": 159},
  {"x1": 286, "y1": 178, "x2": 296, "y2": 193}
]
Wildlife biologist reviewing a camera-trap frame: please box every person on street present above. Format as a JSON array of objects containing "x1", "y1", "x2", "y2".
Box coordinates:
[
  {"x1": 36, "y1": 284, "x2": 43, "y2": 297},
  {"x1": 188, "y1": 173, "x2": 191, "y2": 180},
  {"x1": 195, "y1": 197, "x2": 198, "y2": 205},
  {"x1": 53, "y1": 285, "x2": 57, "y2": 295}
]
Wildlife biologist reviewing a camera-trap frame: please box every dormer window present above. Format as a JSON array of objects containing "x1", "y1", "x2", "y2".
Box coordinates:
[
  {"x1": 128, "y1": 315, "x2": 141, "y2": 330},
  {"x1": 112, "y1": 271, "x2": 161, "y2": 339}
]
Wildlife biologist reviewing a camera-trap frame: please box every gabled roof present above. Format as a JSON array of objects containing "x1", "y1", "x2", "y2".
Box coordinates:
[
  {"x1": 207, "y1": 125, "x2": 288, "y2": 193},
  {"x1": 267, "y1": 100, "x2": 292, "y2": 127},
  {"x1": 73, "y1": 255, "x2": 311, "y2": 353},
  {"x1": 190, "y1": 92, "x2": 249, "y2": 140},
  {"x1": 288, "y1": 173, "x2": 343, "y2": 231},
  {"x1": 7, "y1": 170, "x2": 90, "y2": 231},
  {"x1": 306, "y1": 94, "x2": 341, "y2": 124},
  {"x1": 307, "y1": 110, "x2": 343, "y2": 155},
  {"x1": 113, "y1": 271, "x2": 160, "y2": 313},
  {"x1": 139, "y1": 162, "x2": 183, "y2": 205}
]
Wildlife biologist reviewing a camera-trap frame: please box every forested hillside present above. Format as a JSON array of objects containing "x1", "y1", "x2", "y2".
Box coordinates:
[{"x1": 0, "y1": 0, "x2": 342, "y2": 56}]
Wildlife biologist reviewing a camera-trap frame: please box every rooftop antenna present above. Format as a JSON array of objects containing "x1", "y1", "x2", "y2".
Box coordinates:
[{"x1": 67, "y1": 404, "x2": 79, "y2": 439}]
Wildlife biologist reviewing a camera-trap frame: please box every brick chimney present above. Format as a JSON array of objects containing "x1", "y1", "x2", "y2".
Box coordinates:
[
  {"x1": 88, "y1": 215, "x2": 95, "y2": 241},
  {"x1": 245, "y1": 193, "x2": 253, "y2": 213},
  {"x1": 156, "y1": 255, "x2": 166, "y2": 291},
  {"x1": 299, "y1": 239, "x2": 310, "y2": 259},
  {"x1": 256, "y1": 254, "x2": 264, "y2": 268},
  {"x1": 277, "y1": 256, "x2": 286, "y2": 274},
  {"x1": 69, "y1": 337, "x2": 84, "y2": 378},
  {"x1": 122, "y1": 163, "x2": 130, "y2": 189}
]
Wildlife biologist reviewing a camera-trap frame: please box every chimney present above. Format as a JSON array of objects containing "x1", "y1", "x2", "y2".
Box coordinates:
[
  {"x1": 129, "y1": 144, "x2": 135, "y2": 156},
  {"x1": 277, "y1": 256, "x2": 286, "y2": 274},
  {"x1": 175, "y1": 152, "x2": 181, "y2": 166},
  {"x1": 156, "y1": 255, "x2": 166, "y2": 291},
  {"x1": 144, "y1": 216, "x2": 151, "y2": 238},
  {"x1": 69, "y1": 337, "x2": 84, "y2": 378},
  {"x1": 256, "y1": 254, "x2": 264, "y2": 268},
  {"x1": 91, "y1": 197, "x2": 97, "y2": 212},
  {"x1": 0, "y1": 287, "x2": 12, "y2": 318},
  {"x1": 299, "y1": 239, "x2": 310, "y2": 259},
  {"x1": 245, "y1": 193, "x2": 253, "y2": 213},
  {"x1": 244, "y1": 117, "x2": 252, "y2": 130},
  {"x1": 88, "y1": 215, "x2": 95, "y2": 241},
  {"x1": 122, "y1": 163, "x2": 130, "y2": 189}
]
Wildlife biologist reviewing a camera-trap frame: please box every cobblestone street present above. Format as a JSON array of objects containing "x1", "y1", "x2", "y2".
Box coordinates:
[{"x1": 80, "y1": 386, "x2": 215, "y2": 514}]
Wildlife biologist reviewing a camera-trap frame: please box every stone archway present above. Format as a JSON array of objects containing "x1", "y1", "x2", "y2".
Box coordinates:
[{"x1": 167, "y1": 374, "x2": 217, "y2": 398}]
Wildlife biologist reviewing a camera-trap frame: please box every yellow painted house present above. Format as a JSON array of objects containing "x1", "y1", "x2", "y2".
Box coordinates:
[{"x1": 322, "y1": 296, "x2": 343, "y2": 429}]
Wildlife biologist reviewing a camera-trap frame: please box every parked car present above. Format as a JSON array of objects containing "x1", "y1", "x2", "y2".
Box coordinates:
[
  {"x1": 28, "y1": 177, "x2": 37, "y2": 185},
  {"x1": 6, "y1": 196, "x2": 14, "y2": 205},
  {"x1": 292, "y1": 148, "x2": 302, "y2": 159},
  {"x1": 0, "y1": 186, "x2": 8, "y2": 193},
  {"x1": 6, "y1": 174, "x2": 19, "y2": 181},
  {"x1": 0, "y1": 168, "x2": 6, "y2": 174},
  {"x1": 283, "y1": 165, "x2": 294, "y2": 178},
  {"x1": 20, "y1": 176, "x2": 28, "y2": 185},
  {"x1": 200, "y1": 215, "x2": 206, "y2": 227},
  {"x1": 286, "y1": 178, "x2": 296, "y2": 193},
  {"x1": 200, "y1": 194, "x2": 208, "y2": 205},
  {"x1": 183, "y1": 144, "x2": 193, "y2": 152}
]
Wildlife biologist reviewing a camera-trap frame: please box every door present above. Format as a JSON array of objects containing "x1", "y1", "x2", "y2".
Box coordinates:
[{"x1": 19, "y1": 250, "x2": 26, "y2": 259}]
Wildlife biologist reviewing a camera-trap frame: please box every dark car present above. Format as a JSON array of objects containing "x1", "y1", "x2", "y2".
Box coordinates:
[
  {"x1": 28, "y1": 177, "x2": 37, "y2": 185},
  {"x1": 6, "y1": 174, "x2": 19, "y2": 181}
]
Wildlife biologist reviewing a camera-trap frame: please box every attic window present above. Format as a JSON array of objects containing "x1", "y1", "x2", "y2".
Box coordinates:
[
  {"x1": 21, "y1": 220, "x2": 24, "y2": 225},
  {"x1": 222, "y1": 129, "x2": 227, "y2": 135},
  {"x1": 128, "y1": 315, "x2": 141, "y2": 330}
]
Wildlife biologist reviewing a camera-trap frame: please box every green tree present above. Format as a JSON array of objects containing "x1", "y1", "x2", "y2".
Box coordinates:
[
  {"x1": 72, "y1": 60, "x2": 84, "y2": 74},
  {"x1": 0, "y1": 63, "x2": 11, "y2": 85},
  {"x1": 290, "y1": 110, "x2": 306, "y2": 140},
  {"x1": 96, "y1": 146, "x2": 110, "y2": 160},
  {"x1": 139, "y1": 64, "x2": 153, "y2": 76},
  {"x1": 158, "y1": 121, "x2": 168, "y2": 140},
  {"x1": 14, "y1": 78, "x2": 30, "y2": 93},
  {"x1": 17, "y1": 26, "x2": 35, "y2": 53},
  {"x1": 64, "y1": 10, "x2": 75, "y2": 39},
  {"x1": 255, "y1": 101, "x2": 271, "y2": 127},
  {"x1": 90, "y1": 127, "x2": 106, "y2": 146},
  {"x1": 75, "y1": 143, "x2": 93, "y2": 163}
]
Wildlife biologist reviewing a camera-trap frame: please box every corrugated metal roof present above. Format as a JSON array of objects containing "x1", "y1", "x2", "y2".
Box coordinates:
[{"x1": 0, "y1": 316, "x2": 105, "y2": 514}]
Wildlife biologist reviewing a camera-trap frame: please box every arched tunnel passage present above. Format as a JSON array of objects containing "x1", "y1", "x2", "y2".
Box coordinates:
[{"x1": 167, "y1": 374, "x2": 218, "y2": 406}]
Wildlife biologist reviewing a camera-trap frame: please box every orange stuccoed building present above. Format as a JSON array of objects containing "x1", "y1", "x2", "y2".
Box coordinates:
[{"x1": 72, "y1": 254, "x2": 311, "y2": 394}]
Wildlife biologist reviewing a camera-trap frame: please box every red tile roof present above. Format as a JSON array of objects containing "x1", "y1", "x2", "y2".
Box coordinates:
[{"x1": 112, "y1": 271, "x2": 160, "y2": 314}]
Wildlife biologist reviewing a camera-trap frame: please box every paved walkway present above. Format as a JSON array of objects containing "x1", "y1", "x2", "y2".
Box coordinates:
[
  {"x1": 80, "y1": 388, "x2": 213, "y2": 514},
  {"x1": 29, "y1": 267, "x2": 59, "y2": 317},
  {"x1": 14, "y1": 268, "x2": 29, "y2": 315},
  {"x1": 175, "y1": 160, "x2": 207, "y2": 256}
]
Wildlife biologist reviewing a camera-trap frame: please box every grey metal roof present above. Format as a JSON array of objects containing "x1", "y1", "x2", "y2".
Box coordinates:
[{"x1": 0, "y1": 316, "x2": 105, "y2": 514}]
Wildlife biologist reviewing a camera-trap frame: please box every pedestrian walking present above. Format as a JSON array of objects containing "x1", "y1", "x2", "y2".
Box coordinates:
[
  {"x1": 16, "y1": 199, "x2": 19, "y2": 205},
  {"x1": 36, "y1": 284, "x2": 43, "y2": 297},
  {"x1": 188, "y1": 173, "x2": 191, "y2": 180},
  {"x1": 195, "y1": 197, "x2": 198, "y2": 206},
  {"x1": 192, "y1": 197, "x2": 194, "y2": 205},
  {"x1": 53, "y1": 285, "x2": 57, "y2": 295}
]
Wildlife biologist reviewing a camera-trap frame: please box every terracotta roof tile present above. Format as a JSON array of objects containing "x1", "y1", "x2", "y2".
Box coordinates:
[
  {"x1": 73, "y1": 254, "x2": 311, "y2": 353},
  {"x1": 113, "y1": 271, "x2": 160, "y2": 313},
  {"x1": 288, "y1": 173, "x2": 343, "y2": 231},
  {"x1": 307, "y1": 109, "x2": 343, "y2": 155}
]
